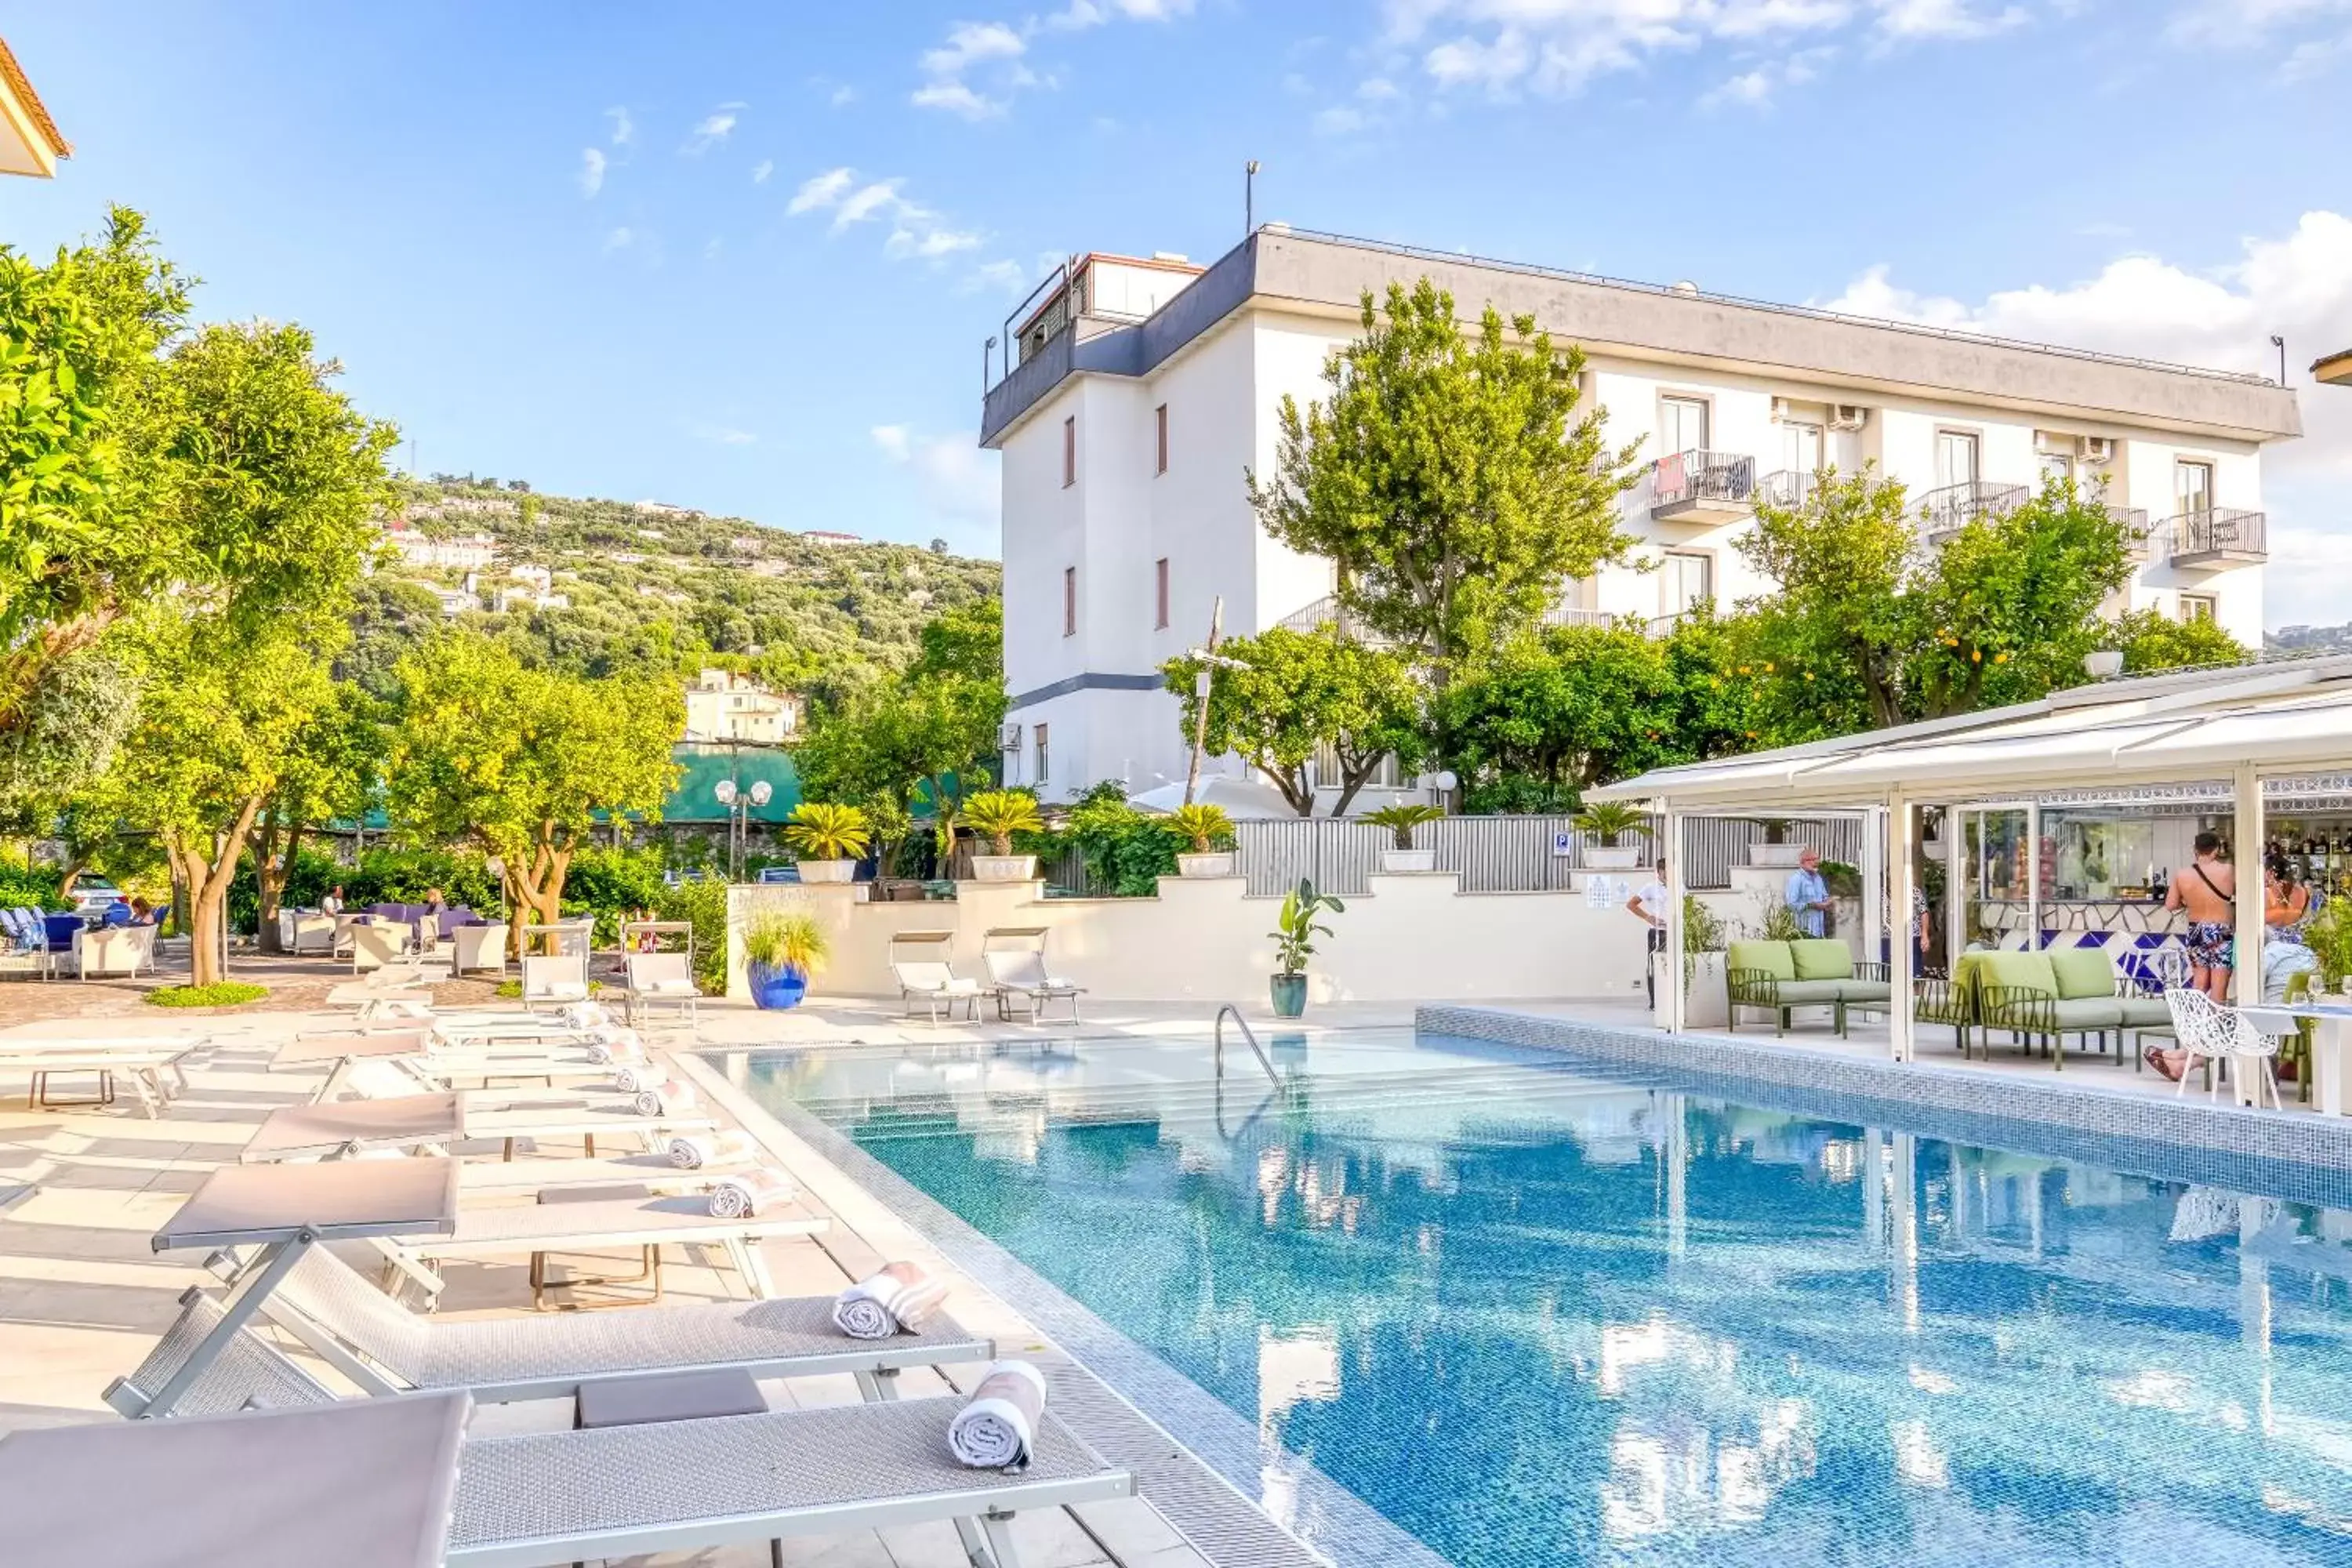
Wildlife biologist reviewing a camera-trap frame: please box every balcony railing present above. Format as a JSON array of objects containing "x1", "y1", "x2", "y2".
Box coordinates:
[
  {"x1": 1650, "y1": 449, "x2": 1756, "y2": 521},
  {"x1": 1756, "y1": 468, "x2": 1820, "y2": 510},
  {"x1": 1281, "y1": 594, "x2": 1679, "y2": 642},
  {"x1": 1921, "y1": 480, "x2": 2031, "y2": 543},
  {"x1": 2165, "y1": 507, "x2": 2267, "y2": 568},
  {"x1": 2114, "y1": 507, "x2": 2155, "y2": 562}
]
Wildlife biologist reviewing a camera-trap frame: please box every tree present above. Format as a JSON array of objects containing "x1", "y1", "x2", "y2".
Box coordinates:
[
  {"x1": 1163, "y1": 626, "x2": 1426, "y2": 817},
  {"x1": 252, "y1": 684, "x2": 379, "y2": 951},
  {"x1": 1249, "y1": 277, "x2": 1641, "y2": 768},
  {"x1": 0, "y1": 214, "x2": 396, "y2": 732},
  {"x1": 796, "y1": 600, "x2": 1005, "y2": 821},
  {"x1": 1733, "y1": 466, "x2": 1918, "y2": 733},
  {"x1": 388, "y1": 633, "x2": 682, "y2": 947},
  {"x1": 94, "y1": 620, "x2": 341, "y2": 985},
  {"x1": 2114, "y1": 608, "x2": 2249, "y2": 673},
  {"x1": 1439, "y1": 624, "x2": 1687, "y2": 812}
]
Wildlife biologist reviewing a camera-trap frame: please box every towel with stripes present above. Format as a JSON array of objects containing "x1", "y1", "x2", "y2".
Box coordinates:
[
  {"x1": 706, "y1": 1167, "x2": 795, "y2": 1218},
  {"x1": 667, "y1": 1129, "x2": 760, "y2": 1170},
  {"x1": 831, "y1": 1261, "x2": 949, "y2": 1340},
  {"x1": 948, "y1": 1360, "x2": 1047, "y2": 1472}
]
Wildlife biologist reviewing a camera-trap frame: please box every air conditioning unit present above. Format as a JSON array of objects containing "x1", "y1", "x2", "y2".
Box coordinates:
[
  {"x1": 1770, "y1": 397, "x2": 1792, "y2": 423},
  {"x1": 2078, "y1": 436, "x2": 2117, "y2": 464},
  {"x1": 1829, "y1": 404, "x2": 1868, "y2": 430},
  {"x1": 998, "y1": 723, "x2": 1024, "y2": 753}
]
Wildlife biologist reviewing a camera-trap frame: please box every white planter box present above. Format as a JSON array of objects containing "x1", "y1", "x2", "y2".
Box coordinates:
[
  {"x1": 1749, "y1": 842, "x2": 1809, "y2": 869},
  {"x1": 1584, "y1": 845, "x2": 1645, "y2": 870},
  {"x1": 1678, "y1": 950, "x2": 1730, "y2": 1028},
  {"x1": 1178, "y1": 853, "x2": 1236, "y2": 877},
  {"x1": 795, "y1": 859, "x2": 855, "y2": 884},
  {"x1": 1379, "y1": 849, "x2": 1437, "y2": 873},
  {"x1": 969, "y1": 855, "x2": 1038, "y2": 883}
]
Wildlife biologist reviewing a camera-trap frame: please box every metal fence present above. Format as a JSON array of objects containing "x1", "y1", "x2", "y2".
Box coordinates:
[{"x1": 1679, "y1": 815, "x2": 1864, "y2": 890}]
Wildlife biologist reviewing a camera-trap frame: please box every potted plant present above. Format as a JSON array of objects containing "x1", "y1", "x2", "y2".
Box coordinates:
[
  {"x1": 960, "y1": 789, "x2": 1045, "y2": 881},
  {"x1": 1164, "y1": 802, "x2": 1237, "y2": 877},
  {"x1": 1269, "y1": 878, "x2": 1343, "y2": 1018},
  {"x1": 1573, "y1": 802, "x2": 1653, "y2": 870},
  {"x1": 781, "y1": 802, "x2": 871, "y2": 884},
  {"x1": 741, "y1": 908, "x2": 827, "y2": 1009},
  {"x1": 1679, "y1": 893, "x2": 1730, "y2": 1029},
  {"x1": 1748, "y1": 817, "x2": 1808, "y2": 869},
  {"x1": 1363, "y1": 803, "x2": 1446, "y2": 873}
]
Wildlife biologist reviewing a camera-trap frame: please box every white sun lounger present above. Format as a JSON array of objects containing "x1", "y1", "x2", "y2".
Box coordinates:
[
  {"x1": 112, "y1": 1242, "x2": 993, "y2": 1414},
  {"x1": 890, "y1": 931, "x2": 983, "y2": 1022},
  {"x1": 405, "y1": 1188, "x2": 823, "y2": 1306},
  {"x1": 619, "y1": 949, "x2": 702, "y2": 1030},
  {"x1": 0, "y1": 1044, "x2": 198, "y2": 1117},
  {"x1": 31, "y1": 1382, "x2": 1132, "y2": 1568},
  {"x1": 241, "y1": 1091, "x2": 717, "y2": 1164},
  {"x1": 983, "y1": 928, "x2": 1086, "y2": 1023},
  {"x1": 270, "y1": 1030, "x2": 621, "y2": 1103}
]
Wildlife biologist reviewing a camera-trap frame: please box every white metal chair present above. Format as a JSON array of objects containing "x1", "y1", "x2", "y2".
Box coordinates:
[
  {"x1": 449, "y1": 920, "x2": 508, "y2": 976},
  {"x1": 2163, "y1": 988, "x2": 2282, "y2": 1108},
  {"x1": 521, "y1": 953, "x2": 590, "y2": 1011}
]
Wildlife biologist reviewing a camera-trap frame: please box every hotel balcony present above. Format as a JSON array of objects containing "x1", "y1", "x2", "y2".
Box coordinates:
[
  {"x1": 1756, "y1": 469, "x2": 1820, "y2": 510},
  {"x1": 2114, "y1": 507, "x2": 2155, "y2": 562},
  {"x1": 1650, "y1": 449, "x2": 1756, "y2": 525},
  {"x1": 2165, "y1": 507, "x2": 2266, "y2": 570},
  {"x1": 1921, "y1": 481, "x2": 2031, "y2": 546}
]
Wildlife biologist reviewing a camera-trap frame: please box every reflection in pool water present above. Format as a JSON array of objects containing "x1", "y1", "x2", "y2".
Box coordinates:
[{"x1": 748, "y1": 1032, "x2": 2352, "y2": 1566}]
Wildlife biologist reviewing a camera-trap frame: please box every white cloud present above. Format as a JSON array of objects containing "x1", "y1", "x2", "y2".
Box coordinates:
[
  {"x1": 885, "y1": 224, "x2": 984, "y2": 260},
  {"x1": 605, "y1": 106, "x2": 634, "y2": 146},
  {"x1": 691, "y1": 423, "x2": 757, "y2": 446},
  {"x1": 786, "y1": 167, "x2": 857, "y2": 214},
  {"x1": 1358, "y1": 75, "x2": 1403, "y2": 100},
  {"x1": 830, "y1": 83, "x2": 859, "y2": 106},
  {"x1": 966, "y1": 259, "x2": 1032, "y2": 295},
  {"x1": 913, "y1": 5, "x2": 1192, "y2": 118},
  {"x1": 2170, "y1": 0, "x2": 2352, "y2": 45},
  {"x1": 1315, "y1": 104, "x2": 1370, "y2": 135},
  {"x1": 832, "y1": 180, "x2": 906, "y2": 231},
  {"x1": 1819, "y1": 211, "x2": 2352, "y2": 629},
  {"x1": 874, "y1": 425, "x2": 1000, "y2": 541},
  {"x1": 577, "y1": 147, "x2": 606, "y2": 197},
  {"x1": 751, "y1": 158, "x2": 775, "y2": 184},
  {"x1": 684, "y1": 103, "x2": 744, "y2": 154},
  {"x1": 603, "y1": 227, "x2": 635, "y2": 252},
  {"x1": 2280, "y1": 29, "x2": 2352, "y2": 76},
  {"x1": 1700, "y1": 45, "x2": 1830, "y2": 107},
  {"x1": 1395, "y1": 0, "x2": 2013, "y2": 99}
]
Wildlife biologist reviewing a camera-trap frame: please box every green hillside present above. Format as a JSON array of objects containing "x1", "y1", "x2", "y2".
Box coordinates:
[{"x1": 343, "y1": 477, "x2": 1000, "y2": 706}]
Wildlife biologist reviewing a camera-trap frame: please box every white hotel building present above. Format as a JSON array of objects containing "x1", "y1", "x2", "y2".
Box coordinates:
[{"x1": 982, "y1": 229, "x2": 2301, "y2": 805}]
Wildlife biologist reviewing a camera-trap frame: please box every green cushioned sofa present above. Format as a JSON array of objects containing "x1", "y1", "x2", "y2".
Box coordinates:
[{"x1": 1726, "y1": 938, "x2": 1891, "y2": 1037}]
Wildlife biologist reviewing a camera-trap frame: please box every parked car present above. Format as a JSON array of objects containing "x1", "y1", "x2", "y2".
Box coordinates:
[
  {"x1": 755, "y1": 866, "x2": 801, "y2": 884},
  {"x1": 67, "y1": 877, "x2": 122, "y2": 915}
]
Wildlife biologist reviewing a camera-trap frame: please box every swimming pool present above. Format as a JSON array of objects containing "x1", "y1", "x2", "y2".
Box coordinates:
[{"x1": 739, "y1": 1029, "x2": 2352, "y2": 1566}]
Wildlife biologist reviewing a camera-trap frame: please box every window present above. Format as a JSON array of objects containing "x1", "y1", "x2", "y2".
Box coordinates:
[
  {"x1": 1781, "y1": 422, "x2": 1823, "y2": 475},
  {"x1": 2038, "y1": 448, "x2": 2075, "y2": 485},
  {"x1": 1155, "y1": 405, "x2": 1168, "y2": 475},
  {"x1": 1935, "y1": 430, "x2": 1980, "y2": 490},
  {"x1": 1034, "y1": 723, "x2": 1050, "y2": 785},
  {"x1": 1312, "y1": 743, "x2": 1403, "y2": 791},
  {"x1": 1658, "y1": 396, "x2": 1709, "y2": 457},
  {"x1": 2180, "y1": 593, "x2": 2217, "y2": 624},
  {"x1": 1062, "y1": 416, "x2": 1076, "y2": 488},
  {"x1": 1063, "y1": 567, "x2": 1077, "y2": 637},
  {"x1": 2176, "y1": 459, "x2": 2214, "y2": 517},
  {"x1": 1154, "y1": 557, "x2": 1170, "y2": 629},
  {"x1": 1661, "y1": 551, "x2": 1713, "y2": 619}
]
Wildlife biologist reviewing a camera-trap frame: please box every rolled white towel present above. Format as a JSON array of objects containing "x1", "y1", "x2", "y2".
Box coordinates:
[
  {"x1": 831, "y1": 1261, "x2": 950, "y2": 1340},
  {"x1": 557, "y1": 1000, "x2": 610, "y2": 1029},
  {"x1": 947, "y1": 1361, "x2": 1048, "y2": 1472},
  {"x1": 585, "y1": 1028, "x2": 645, "y2": 1065},
  {"x1": 706, "y1": 1167, "x2": 796, "y2": 1219},
  {"x1": 612, "y1": 1062, "x2": 662, "y2": 1094},
  {"x1": 630, "y1": 1078, "x2": 698, "y2": 1118},
  {"x1": 666, "y1": 1129, "x2": 759, "y2": 1170}
]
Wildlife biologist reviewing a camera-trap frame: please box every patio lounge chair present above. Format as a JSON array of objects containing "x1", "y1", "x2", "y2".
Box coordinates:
[
  {"x1": 77, "y1": 923, "x2": 158, "y2": 980},
  {"x1": 521, "y1": 953, "x2": 590, "y2": 1011},
  {"x1": 891, "y1": 931, "x2": 983, "y2": 1022},
  {"x1": 35, "y1": 1385, "x2": 1132, "y2": 1568},
  {"x1": 448, "y1": 920, "x2": 507, "y2": 977},
  {"x1": 619, "y1": 949, "x2": 702, "y2": 1029},
  {"x1": 114, "y1": 1240, "x2": 995, "y2": 1414},
  {"x1": 350, "y1": 923, "x2": 410, "y2": 974},
  {"x1": 1725, "y1": 938, "x2": 1889, "y2": 1036},
  {"x1": 983, "y1": 927, "x2": 1084, "y2": 1023},
  {"x1": 0, "y1": 906, "x2": 58, "y2": 979}
]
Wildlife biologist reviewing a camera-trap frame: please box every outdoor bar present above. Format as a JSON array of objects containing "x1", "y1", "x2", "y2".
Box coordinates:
[{"x1": 1589, "y1": 656, "x2": 2352, "y2": 1100}]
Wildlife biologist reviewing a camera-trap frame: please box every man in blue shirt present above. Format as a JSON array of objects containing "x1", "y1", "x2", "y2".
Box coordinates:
[{"x1": 1785, "y1": 848, "x2": 1831, "y2": 938}]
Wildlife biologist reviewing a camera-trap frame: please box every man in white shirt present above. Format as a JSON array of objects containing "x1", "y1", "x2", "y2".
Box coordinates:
[{"x1": 1627, "y1": 862, "x2": 1671, "y2": 1009}]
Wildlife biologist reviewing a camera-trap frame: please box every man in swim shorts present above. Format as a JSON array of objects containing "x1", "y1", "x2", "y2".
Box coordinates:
[{"x1": 2148, "y1": 831, "x2": 2236, "y2": 1080}]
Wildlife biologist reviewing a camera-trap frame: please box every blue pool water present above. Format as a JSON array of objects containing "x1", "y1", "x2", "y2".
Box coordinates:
[{"x1": 744, "y1": 1030, "x2": 2352, "y2": 1566}]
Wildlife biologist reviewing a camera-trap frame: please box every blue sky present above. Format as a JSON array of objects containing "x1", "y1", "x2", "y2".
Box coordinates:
[{"x1": 4, "y1": 2, "x2": 2349, "y2": 622}]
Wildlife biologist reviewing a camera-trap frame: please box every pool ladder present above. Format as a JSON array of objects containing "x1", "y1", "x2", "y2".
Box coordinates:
[{"x1": 1214, "y1": 1004, "x2": 1281, "y2": 1089}]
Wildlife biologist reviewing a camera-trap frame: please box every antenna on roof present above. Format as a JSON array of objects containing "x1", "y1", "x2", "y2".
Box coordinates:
[{"x1": 1246, "y1": 161, "x2": 1261, "y2": 238}]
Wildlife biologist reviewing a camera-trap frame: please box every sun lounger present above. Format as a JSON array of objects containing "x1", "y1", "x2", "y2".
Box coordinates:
[
  {"x1": 983, "y1": 928, "x2": 1086, "y2": 1023},
  {"x1": 241, "y1": 1091, "x2": 716, "y2": 1164},
  {"x1": 619, "y1": 949, "x2": 702, "y2": 1030},
  {"x1": 270, "y1": 1029, "x2": 625, "y2": 1103},
  {"x1": 890, "y1": 931, "x2": 983, "y2": 1023},
  {"x1": 0, "y1": 1046, "x2": 196, "y2": 1117},
  {"x1": 405, "y1": 1188, "x2": 822, "y2": 1306},
  {"x1": 521, "y1": 953, "x2": 590, "y2": 1011},
  {"x1": 42, "y1": 1381, "x2": 1132, "y2": 1568}
]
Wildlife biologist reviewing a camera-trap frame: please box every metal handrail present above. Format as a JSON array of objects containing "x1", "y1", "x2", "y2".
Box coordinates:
[
  {"x1": 1214, "y1": 1004, "x2": 1280, "y2": 1088},
  {"x1": 1652, "y1": 448, "x2": 1756, "y2": 512}
]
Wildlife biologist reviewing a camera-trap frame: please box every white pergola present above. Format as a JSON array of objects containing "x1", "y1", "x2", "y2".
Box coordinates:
[{"x1": 1590, "y1": 656, "x2": 2352, "y2": 1060}]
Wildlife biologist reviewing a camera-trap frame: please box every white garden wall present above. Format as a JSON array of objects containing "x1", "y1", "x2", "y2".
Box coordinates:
[{"x1": 726, "y1": 873, "x2": 1648, "y2": 1007}]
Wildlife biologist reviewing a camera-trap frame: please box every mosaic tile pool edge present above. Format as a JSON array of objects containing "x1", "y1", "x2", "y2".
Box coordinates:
[
  {"x1": 738, "y1": 1075, "x2": 1454, "y2": 1568},
  {"x1": 1419, "y1": 1005, "x2": 2352, "y2": 1208}
]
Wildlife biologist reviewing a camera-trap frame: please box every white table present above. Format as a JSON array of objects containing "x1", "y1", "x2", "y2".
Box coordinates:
[{"x1": 2245, "y1": 999, "x2": 2352, "y2": 1116}]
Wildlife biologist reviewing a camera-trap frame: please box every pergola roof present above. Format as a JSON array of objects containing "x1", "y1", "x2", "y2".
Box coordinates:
[{"x1": 1588, "y1": 656, "x2": 2352, "y2": 810}]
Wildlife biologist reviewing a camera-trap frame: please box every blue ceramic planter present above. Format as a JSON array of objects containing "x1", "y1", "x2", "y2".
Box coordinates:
[{"x1": 748, "y1": 962, "x2": 808, "y2": 1010}]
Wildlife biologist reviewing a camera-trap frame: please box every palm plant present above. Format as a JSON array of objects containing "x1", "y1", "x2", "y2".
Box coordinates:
[
  {"x1": 960, "y1": 789, "x2": 1044, "y2": 855},
  {"x1": 1362, "y1": 802, "x2": 1444, "y2": 851},
  {"x1": 782, "y1": 801, "x2": 871, "y2": 862},
  {"x1": 742, "y1": 909, "x2": 828, "y2": 975},
  {"x1": 1571, "y1": 801, "x2": 1651, "y2": 848},
  {"x1": 1163, "y1": 802, "x2": 1235, "y2": 854},
  {"x1": 1271, "y1": 879, "x2": 1345, "y2": 977}
]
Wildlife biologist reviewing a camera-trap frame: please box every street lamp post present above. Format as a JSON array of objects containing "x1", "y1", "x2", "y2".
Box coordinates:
[{"x1": 713, "y1": 779, "x2": 775, "y2": 881}]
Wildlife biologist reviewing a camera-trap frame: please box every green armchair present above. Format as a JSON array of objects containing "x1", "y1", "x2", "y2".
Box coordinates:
[{"x1": 1726, "y1": 938, "x2": 1889, "y2": 1037}]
